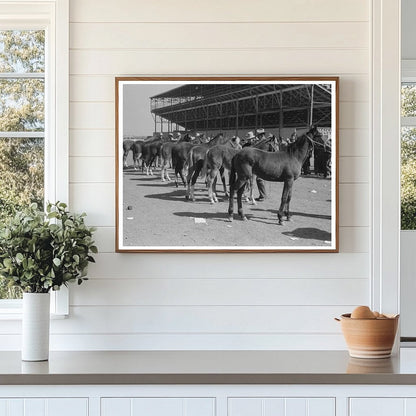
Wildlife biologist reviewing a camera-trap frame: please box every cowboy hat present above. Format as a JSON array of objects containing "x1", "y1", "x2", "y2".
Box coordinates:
[
  {"x1": 256, "y1": 128, "x2": 265, "y2": 135},
  {"x1": 246, "y1": 131, "x2": 255, "y2": 139}
]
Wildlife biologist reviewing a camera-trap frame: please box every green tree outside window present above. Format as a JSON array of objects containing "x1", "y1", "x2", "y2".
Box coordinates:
[{"x1": 0, "y1": 30, "x2": 45, "y2": 299}]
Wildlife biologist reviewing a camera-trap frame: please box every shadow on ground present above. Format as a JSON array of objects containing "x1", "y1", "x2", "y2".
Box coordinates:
[
  {"x1": 282, "y1": 227, "x2": 331, "y2": 241},
  {"x1": 250, "y1": 208, "x2": 331, "y2": 221},
  {"x1": 173, "y1": 211, "x2": 233, "y2": 223}
]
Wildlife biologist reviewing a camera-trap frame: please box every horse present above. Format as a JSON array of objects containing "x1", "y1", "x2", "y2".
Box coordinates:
[
  {"x1": 160, "y1": 141, "x2": 176, "y2": 181},
  {"x1": 122, "y1": 139, "x2": 135, "y2": 168},
  {"x1": 141, "y1": 139, "x2": 164, "y2": 175},
  {"x1": 227, "y1": 125, "x2": 322, "y2": 225},
  {"x1": 185, "y1": 133, "x2": 230, "y2": 201},
  {"x1": 171, "y1": 134, "x2": 196, "y2": 187},
  {"x1": 131, "y1": 140, "x2": 143, "y2": 170},
  {"x1": 205, "y1": 142, "x2": 241, "y2": 203}
]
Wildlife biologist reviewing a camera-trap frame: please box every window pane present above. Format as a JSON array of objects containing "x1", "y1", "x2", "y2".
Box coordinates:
[
  {"x1": 0, "y1": 78, "x2": 44, "y2": 131},
  {"x1": 401, "y1": 127, "x2": 416, "y2": 230},
  {"x1": 0, "y1": 137, "x2": 44, "y2": 300},
  {"x1": 0, "y1": 137, "x2": 44, "y2": 217},
  {"x1": 0, "y1": 29, "x2": 45, "y2": 301},
  {"x1": 0, "y1": 30, "x2": 45, "y2": 73}
]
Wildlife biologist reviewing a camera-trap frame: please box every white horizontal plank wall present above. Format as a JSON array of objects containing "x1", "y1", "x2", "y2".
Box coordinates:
[{"x1": 26, "y1": 0, "x2": 373, "y2": 350}]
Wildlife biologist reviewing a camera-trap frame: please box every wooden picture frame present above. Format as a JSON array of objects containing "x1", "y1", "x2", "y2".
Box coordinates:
[{"x1": 115, "y1": 77, "x2": 339, "y2": 253}]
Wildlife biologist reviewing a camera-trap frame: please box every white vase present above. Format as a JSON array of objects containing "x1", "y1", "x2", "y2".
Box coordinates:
[{"x1": 22, "y1": 292, "x2": 50, "y2": 361}]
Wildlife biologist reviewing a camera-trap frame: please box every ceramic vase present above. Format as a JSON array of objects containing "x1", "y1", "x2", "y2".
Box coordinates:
[{"x1": 22, "y1": 292, "x2": 50, "y2": 361}]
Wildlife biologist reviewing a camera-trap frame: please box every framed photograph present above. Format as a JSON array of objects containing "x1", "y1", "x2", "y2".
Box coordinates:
[{"x1": 116, "y1": 77, "x2": 338, "y2": 253}]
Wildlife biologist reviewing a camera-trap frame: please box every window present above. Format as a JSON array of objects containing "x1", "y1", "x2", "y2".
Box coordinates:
[
  {"x1": 401, "y1": 80, "x2": 416, "y2": 229},
  {"x1": 0, "y1": 29, "x2": 45, "y2": 300},
  {"x1": 0, "y1": 0, "x2": 69, "y2": 314}
]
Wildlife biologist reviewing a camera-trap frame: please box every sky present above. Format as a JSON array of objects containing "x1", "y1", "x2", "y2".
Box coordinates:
[{"x1": 123, "y1": 83, "x2": 183, "y2": 136}]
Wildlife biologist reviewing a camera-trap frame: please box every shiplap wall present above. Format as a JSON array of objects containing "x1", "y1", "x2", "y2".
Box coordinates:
[{"x1": 58, "y1": 0, "x2": 371, "y2": 350}]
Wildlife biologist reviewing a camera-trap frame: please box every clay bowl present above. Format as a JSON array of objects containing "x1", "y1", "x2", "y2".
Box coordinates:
[{"x1": 337, "y1": 313, "x2": 399, "y2": 359}]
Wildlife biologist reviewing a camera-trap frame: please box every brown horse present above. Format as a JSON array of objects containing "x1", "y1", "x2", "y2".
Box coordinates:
[
  {"x1": 141, "y1": 140, "x2": 164, "y2": 175},
  {"x1": 205, "y1": 143, "x2": 240, "y2": 203},
  {"x1": 185, "y1": 133, "x2": 230, "y2": 201},
  {"x1": 160, "y1": 142, "x2": 176, "y2": 181},
  {"x1": 204, "y1": 135, "x2": 279, "y2": 204},
  {"x1": 122, "y1": 139, "x2": 134, "y2": 168},
  {"x1": 171, "y1": 135, "x2": 195, "y2": 187},
  {"x1": 132, "y1": 140, "x2": 143, "y2": 170},
  {"x1": 228, "y1": 126, "x2": 321, "y2": 224}
]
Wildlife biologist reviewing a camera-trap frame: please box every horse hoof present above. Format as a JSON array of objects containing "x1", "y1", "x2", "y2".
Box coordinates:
[
  {"x1": 228, "y1": 216, "x2": 233, "y2": 222},
  {"x1": 185, "y1": 195, "x2": 189, "y2": 200}
]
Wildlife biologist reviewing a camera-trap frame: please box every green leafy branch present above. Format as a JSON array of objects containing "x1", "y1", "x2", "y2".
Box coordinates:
[{"x1": 0, "y1": 202, "x2": 97, "y2": 293}]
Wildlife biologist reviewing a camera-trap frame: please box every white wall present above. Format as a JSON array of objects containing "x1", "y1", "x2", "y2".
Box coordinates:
[{"x1": 60, "y1": 0, "x2": 371, "y2": 350}]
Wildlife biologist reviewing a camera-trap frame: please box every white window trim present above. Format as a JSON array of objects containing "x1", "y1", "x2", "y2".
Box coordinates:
[
  {"x1": 0, "y1": 0, "x2": 69, "y2": 317},
  {"x1": 371, "y1": 0, "x2": 401, "y2": 322}
]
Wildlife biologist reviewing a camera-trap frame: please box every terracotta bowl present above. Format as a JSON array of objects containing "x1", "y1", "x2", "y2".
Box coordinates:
[{"x1": 337, "y1": 313, "x2": 399, "y2": 359}]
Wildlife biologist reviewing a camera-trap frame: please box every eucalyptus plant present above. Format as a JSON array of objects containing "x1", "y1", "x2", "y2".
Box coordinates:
[{"x1": 0, "y1": 202, "x2": 97, "y2": 293}]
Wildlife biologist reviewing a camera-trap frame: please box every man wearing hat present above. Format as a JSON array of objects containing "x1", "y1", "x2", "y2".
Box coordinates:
[
  {"x1": 255, "y1": 128, "x2": 267, "y2": 201},
  {"x1": 231, "y1": 135, "x2": 242, "y2": 150},
  {"x1": 243, "y1": 131, "x2": 255, "y2": 147}
]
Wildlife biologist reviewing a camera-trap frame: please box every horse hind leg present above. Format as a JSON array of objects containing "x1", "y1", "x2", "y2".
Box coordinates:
[
  {"x1": 219, "y1": 166, "x2": 228, "y2": 198},
  {"x1": 207, "y1": 169, "x2": 218, "y2": 204},
  {"x1": 189, "y1": 163, "x2": 203, "y2": 202},
  {"x1": 248, "y1": 175, "x2": 257, "y2": 205},
  {"x1": 236, "y1": 179, "x2": 248, "y2": 220},
  {"x1": 161, "y1": 160, "x2": 167, "y2": 181},
  {"x1": 166, "y1": 158, "x2": 172, "y2": 181},
  {"x1": 179, "y1": 166, "x2": 187, "y2": 189},
  {"x1": 185, "y1": 166, "x2": 194, "y2": 200},
  {"x1": 284, "y1": 179, "x2": 294, "y2": 221},
  {"x1": 277, "y1": 179, "x2": 293, "y2": 225}
]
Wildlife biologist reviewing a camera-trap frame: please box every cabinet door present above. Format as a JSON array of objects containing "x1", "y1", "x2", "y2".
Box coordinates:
[
  {"x1": 101, "y1": 398, "x2": 215, "y2": 416},
  {"x1": 0, "y1": 398, "x2": 88, "y2": 416},
  {"x1": 228, "y1": 397, "x2": 335, "y2": 416},
  {"x1": 350, "y1": 398, "x2": 404, "y2": 416},
  {"x1": 350, "y1": 398, "x2": 416, "y2": 416}
]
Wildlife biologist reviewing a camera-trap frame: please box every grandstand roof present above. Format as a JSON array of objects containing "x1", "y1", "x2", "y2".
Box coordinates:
[{"x1": 150, "y1": 83, "x2": 333, "y2": 131}]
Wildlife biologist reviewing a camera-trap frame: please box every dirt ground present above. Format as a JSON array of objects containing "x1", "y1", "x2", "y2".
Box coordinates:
[{"x1": 121, "y1": 159, "x2": 333, "y2": 249}]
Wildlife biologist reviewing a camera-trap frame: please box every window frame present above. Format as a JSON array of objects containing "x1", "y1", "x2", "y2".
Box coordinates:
[{"x1": 0, "y1": 0, "x2": 69, "y2": 316}]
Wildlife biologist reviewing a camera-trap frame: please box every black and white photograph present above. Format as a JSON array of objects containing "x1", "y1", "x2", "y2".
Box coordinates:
[{"x1": 116, "y1": 77, "x2": 338, "y2": 252}]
